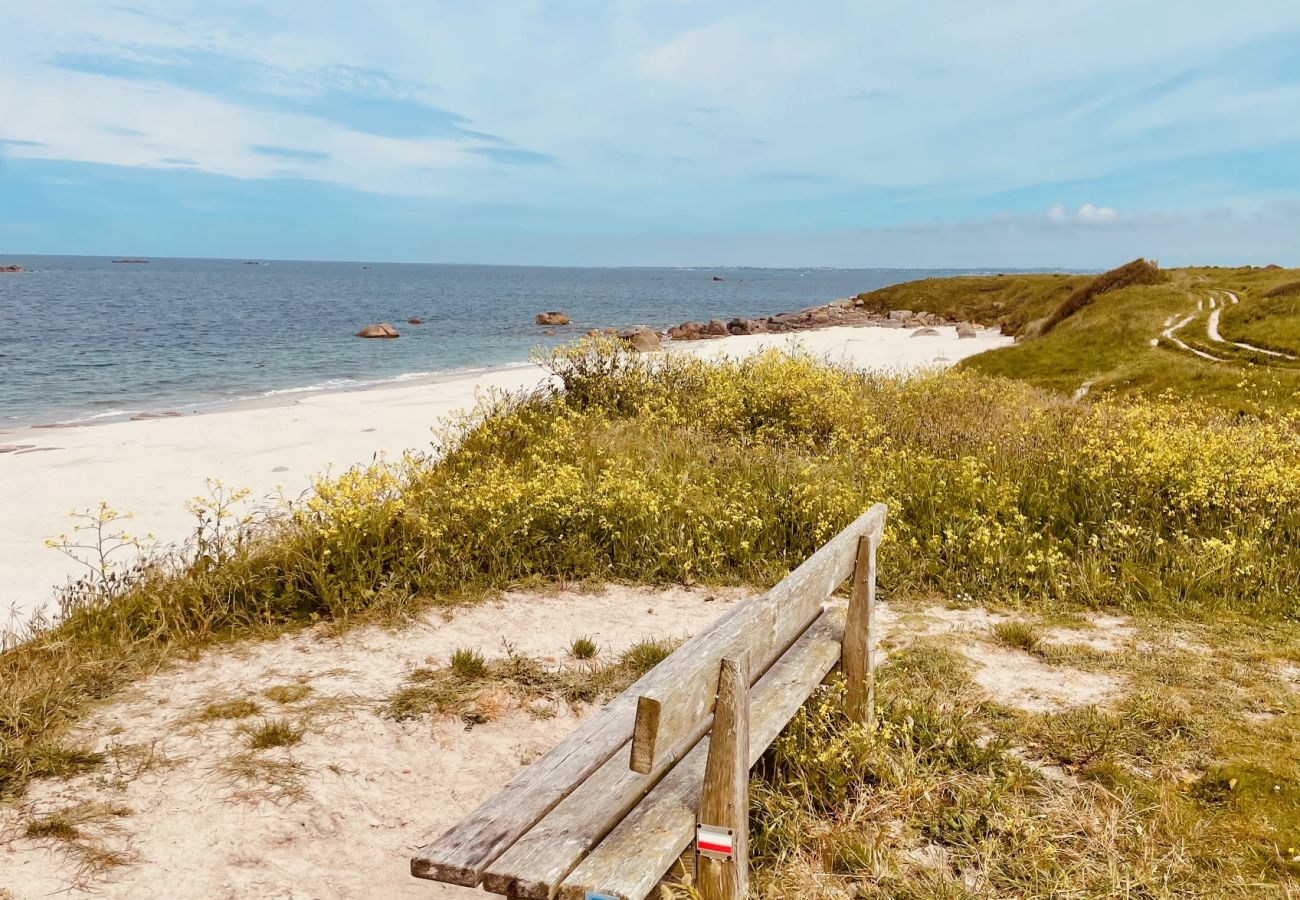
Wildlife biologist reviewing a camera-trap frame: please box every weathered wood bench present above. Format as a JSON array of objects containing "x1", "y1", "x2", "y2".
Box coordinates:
[{"x1": 411, "y1": 503, "x2": 887, "y2": 900}]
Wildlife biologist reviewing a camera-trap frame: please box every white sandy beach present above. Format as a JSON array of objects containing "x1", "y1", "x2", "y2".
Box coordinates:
[{"x1": 0, "y1": 324, "x2": 1009, "y2": 633}]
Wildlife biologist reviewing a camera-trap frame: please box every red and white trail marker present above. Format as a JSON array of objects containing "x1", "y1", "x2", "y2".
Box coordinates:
[{"x1": 695, "y1": 823, "x2": 734, "y2": 861}]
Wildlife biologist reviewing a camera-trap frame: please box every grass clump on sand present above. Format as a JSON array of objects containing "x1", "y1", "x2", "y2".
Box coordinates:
[
  {"x1": 990, "y1": 619, "x2": 1044, "y2": 654},
  {"x1": 262, "y1": 683, "x2": 312, "y2": 705},
  {"x1": 450, "y1": 647, "x2": 487, "y2": 679},
  {"x1": 241, "y1": 718, "x2": 303, "y2": 750},
  {"x1": 569, "y1": 635, "x2": 599, "y2": 660},
  {"x1": 384, "y1": 637, "x2": 676, "y2": 726},
  {"x1": 198, "y1": 698, "x2": 260, "y2": 721}
]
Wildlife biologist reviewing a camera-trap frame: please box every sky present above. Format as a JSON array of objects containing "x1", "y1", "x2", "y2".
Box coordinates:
[{"x1": 1, "y1": 1, "x2": 1299, "y2": 268}]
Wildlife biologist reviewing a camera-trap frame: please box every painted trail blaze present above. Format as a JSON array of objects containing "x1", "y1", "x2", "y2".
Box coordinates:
[{"x1": 696, "y1": 823, "x2": 734, "y2": 860}]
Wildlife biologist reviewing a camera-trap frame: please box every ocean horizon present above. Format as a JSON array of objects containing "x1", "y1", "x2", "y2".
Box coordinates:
[{"x1": 0, "y1": 255, "x2": 1060, "y2": 427}]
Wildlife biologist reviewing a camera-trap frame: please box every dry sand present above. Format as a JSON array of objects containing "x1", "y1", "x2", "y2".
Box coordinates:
[
  {"x1": 0, "y1": 324, "x2": 1009, "y2": 633},
  {"x1": 0, "y1": 586, "x2": 1131, "y2": 899}
]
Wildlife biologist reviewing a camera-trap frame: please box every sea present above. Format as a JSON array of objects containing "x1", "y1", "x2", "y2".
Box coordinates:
[{"x1": 0, "y1": 255, "x2": 1010, "y2": 427}]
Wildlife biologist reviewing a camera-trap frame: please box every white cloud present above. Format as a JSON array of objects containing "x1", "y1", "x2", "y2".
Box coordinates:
[
  {"x1": 1077, "y1": 203, "x2": 1118, "y2": 223},
  {"x1": 1047, "y1": 202, "x2": 1119, "y2": 225}
]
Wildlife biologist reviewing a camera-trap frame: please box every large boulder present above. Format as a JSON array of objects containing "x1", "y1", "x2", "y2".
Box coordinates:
[
  {"x1": 956, "y1": 322, "x2": 978, "y2": 339},
  {"x1": 355, "y1": 323, "x2": 399, "y2": 339},
  {"x1": 668, "y1": 321, "x2": 704, "y2": 341},
  {"x1": 704, "y1": 319, "x2": 730, "y2": 336},
  {"x1": 535, "y1": 311, "x2": 570, "y2": 326},
  {"x1": 727, "y1": 317, "x2": 766, "y2": 335},
  {"x1": 619, "y1": 327, "x2": 662, "y2": 352},
  {"x1": 910, "y1": 327, "x2": 941, "y2": 338}
]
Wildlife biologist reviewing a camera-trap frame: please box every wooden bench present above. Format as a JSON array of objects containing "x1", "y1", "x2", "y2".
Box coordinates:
[{"x1": 411, "y1": 503, "x2": 887, "y2": 900}]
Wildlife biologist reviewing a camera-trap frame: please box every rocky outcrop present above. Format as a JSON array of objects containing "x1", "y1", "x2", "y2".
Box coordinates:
[
  {"x1": 355, "y1": 323, "x2": 400, "y2": 339},
  {"x1": 619, "y1": 327, "x2": 662, "y2": 352},
  {"x1": 111, "y1": 259, "x2": 149, "y2": 264},
  {"x1": 728, "y1": 318, "x2": 767, "y2": 335},
  {"x1": 535, "y1": 311, "x2": 570, "y2": 326},
  {"x1": 956, "y1": 322, "x2": 978, "y2": 339},
  {"x1": 655, "y1": 295, "x2": 978, "y2": 343},
  {"x1": 711, "y1": 275, "x2": 725, "y2": 281},
  {"x1": 0, "y1": 264, "x2": 22, "y2": 273}
]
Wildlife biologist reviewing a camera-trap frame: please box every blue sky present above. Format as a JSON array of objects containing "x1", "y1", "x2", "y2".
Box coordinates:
[{"x1": 1, "y1": 1, "x2": 1299, "y2": 267}]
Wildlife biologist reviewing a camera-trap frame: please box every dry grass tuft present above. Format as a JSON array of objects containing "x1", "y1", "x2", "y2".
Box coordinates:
[
  {"x1": 198, "y1": 698, "x2": 260, "y2": 721},
  {"x1": 262, "y1": 684, "x2": 312, "y2": 705},
  {"x1": 241, "y1": 718, "x2": 303, "y2": 750}
]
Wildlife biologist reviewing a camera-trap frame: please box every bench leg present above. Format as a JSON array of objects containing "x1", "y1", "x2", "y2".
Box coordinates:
[
  {"x1": 696, "y1": 655, "x2": 749, "y2": 900},
  {"x1": 844, "y1": 533, "x2": 877, "y2": 729}
]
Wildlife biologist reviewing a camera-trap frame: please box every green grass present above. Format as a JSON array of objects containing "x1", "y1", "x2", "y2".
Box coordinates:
[
  {"x1": 1220, "y1": 293, "x2": 1300, "y2": 357},
  {"x1": 854, "y1": 262, "x2": 1300, "y2": 414},
  {"x1": 725, "y1": 618, "x2": 1300, "y2": 899},
  {"x1": 990, "y1": 619, "x2": 1044, "y2": 654},
  {"x1": 450, "y1": 647, "x2": 488, "y2": 679},
  {"x1": 569, "y1": 635, "x2": 599, "y2": 660},
  {"x1": 855, "y1": 272, "x2": 1088, "y2": 332}
]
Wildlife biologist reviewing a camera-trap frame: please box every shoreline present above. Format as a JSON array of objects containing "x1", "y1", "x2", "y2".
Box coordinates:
[{"x1": 0, "y1": 323, "x2": 1009, "y2": 633}]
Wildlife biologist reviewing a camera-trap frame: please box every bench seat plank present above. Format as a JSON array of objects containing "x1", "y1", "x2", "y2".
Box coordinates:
[{"x1": 558, "y1": 605, "x2": 848, "y2": 900}]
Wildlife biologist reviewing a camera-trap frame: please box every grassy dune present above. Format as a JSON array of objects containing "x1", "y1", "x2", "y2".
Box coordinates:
[
  {"x1": 3, "y1": 319, "x2": 1299, "y2": 894},
  {"x1": 855, "y1": 261, "x2": 1300, "y2": 415}
]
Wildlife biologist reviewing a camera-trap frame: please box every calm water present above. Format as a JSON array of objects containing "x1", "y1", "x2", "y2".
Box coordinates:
[{"x1": 0, "y1": 256, "x2": 999, "y2": 426}]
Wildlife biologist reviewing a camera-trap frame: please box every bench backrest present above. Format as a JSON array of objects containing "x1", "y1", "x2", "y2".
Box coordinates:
[{"x1": 629, "y1": 503, "x2": 887, "y2": 774}]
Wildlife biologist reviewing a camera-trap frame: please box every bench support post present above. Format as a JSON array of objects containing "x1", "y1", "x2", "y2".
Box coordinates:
[
  {"x1": 696, "y1": 655, "x2": 749, "y2": 900},
  {"x1": 843, "y1": 533, "x2": 877, "y2": 729}
]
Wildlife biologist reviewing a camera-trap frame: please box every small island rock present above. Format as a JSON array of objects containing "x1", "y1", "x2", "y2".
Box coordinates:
[
  {"x1": 355, "y1": 323, "x2": 400, "y2": 339},
  {"x1": 535, "y1": 311, "x2": 570, "y2": 326}
]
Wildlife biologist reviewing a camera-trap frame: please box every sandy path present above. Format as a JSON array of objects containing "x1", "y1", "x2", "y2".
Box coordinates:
[
  {"x1": 1203, "y1": 291, "x2": 1296, "y2": 359},
  {"x1": 1161, "y1": 314, "x2": 1223, "y2": 362},
  {"x1": 0, "y1": 585, "x2": 1131, "y2": 899},
  {"x1": 0, "y1": 325, "x2": 1008, "y2": 634}
]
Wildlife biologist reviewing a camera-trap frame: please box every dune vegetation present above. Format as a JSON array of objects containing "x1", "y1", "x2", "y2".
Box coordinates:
[{"x1": 3, "y1": 298, "x2": 1300, "y2": 894}]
